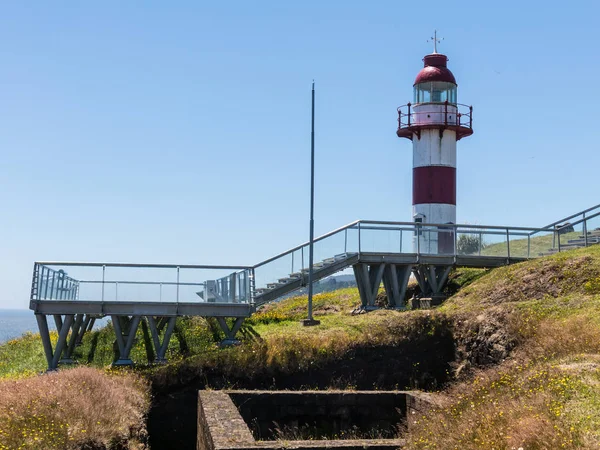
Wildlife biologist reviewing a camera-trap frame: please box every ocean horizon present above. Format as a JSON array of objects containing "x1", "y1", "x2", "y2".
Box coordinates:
[{"x1": 0, "y1": 309, "x2": 38, "y2": 343}]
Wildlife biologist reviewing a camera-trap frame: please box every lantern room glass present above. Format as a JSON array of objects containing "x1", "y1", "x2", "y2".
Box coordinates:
[{"x1": 413, "y1": 82, "x2": 457, "y2": 104}]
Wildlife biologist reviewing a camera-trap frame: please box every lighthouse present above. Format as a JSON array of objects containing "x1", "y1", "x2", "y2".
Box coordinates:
[{"x1": 397, "y1": 34, "x2": 473, "y2": 254}]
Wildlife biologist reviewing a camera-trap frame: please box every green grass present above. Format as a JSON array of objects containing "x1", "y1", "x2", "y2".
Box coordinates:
[
  {"x1": 5, "y1": 252, "x2": 600, "y2": 448},
  {"x1": 0, "y1": 332, "x2": 52, "y2": 378}
]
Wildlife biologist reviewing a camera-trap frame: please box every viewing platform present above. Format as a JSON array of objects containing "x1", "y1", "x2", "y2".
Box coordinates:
[
  {"x1": 396, "y1": 101, "x2": 473, "y2": 140},
  {"x1": 29, "y1": 205, "x2": 600, "y2": 370}
]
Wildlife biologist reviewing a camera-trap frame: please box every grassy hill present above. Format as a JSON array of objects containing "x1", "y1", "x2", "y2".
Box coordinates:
[
  {"x1": 480, "y1": 229, "x2": 582, "y2": 258},
  {"x1": 2, "y1": 246, "x2": 600, "y2": 448}
]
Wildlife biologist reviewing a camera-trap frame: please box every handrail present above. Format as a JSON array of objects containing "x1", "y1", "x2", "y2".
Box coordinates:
[
  {"x1": 78, "y1": 280, "x2": 205, "y2": 286},
  {"x1": 397, "y1": 102, "x2": 473, "y2": 129},
  {"x1": 532, "y1": 203, "x2": 600, "y2": 234},
  {"x1": 35, "y1": 262, "x2": 253, "y2": 270},
  {"x1": 357, "y1": 220, "x2": 551, "y2": 233},
  {"x1": 252, "y1": 220, "x2": 360, "y2": 269},
  {"x1": 554, "y1": 209, "x2": 600, "y2": 230},
  {"x1": 251, "y1": 219, "x2": 554, "y2": 270}
]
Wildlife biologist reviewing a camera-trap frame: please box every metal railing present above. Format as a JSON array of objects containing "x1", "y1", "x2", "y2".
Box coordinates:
[
  {"x1": 250, "y1": 220, "x2": 558, "y2": 293},
  {"x1": 31, "y1": 262, "x2": 253, "y2": 305},
  {"x1": 32, "y1": 211, "x2": 600, "y2": 306},
  {"x1": 397, "y1": 102, "x2": 473, "y2": 130},
  {"x1": 530, "y1": 205, "x2": 600, "y2": 249}
]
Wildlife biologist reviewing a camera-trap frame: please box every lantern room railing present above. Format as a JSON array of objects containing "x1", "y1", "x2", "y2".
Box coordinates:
[{"x1": 397, "y1": 101, "x2": 473, "y2": 140}]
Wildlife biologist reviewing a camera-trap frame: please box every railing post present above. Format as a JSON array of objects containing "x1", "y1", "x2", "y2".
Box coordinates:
[
  {"x1": 558, "y1": 230, "x2": 562, "y2": 253},
  {"x1": 444, "y1": 100, "x2": 448, "y2": 126},
  {"x1": 101, "y1": 265, "x2": 106, "y2": 302},
  {"x1": 43, "y1": 266, "x2": 50, "y2": 299},
  {"x1": 506, "y1": 229, "x2": 511, "y2": 260},
  {"x1": 407, "y1": 103, "x2": 411, "y2": 126},
  {"x1": 159, "y1": 283, "x2": 163, "y2": 302},
  {"x1": 400, "y1": 229, "x2": 403, "y2": 253},
  {"x1": 301, "y1": 246, "x2": 305, "y2": 271},
  {"x1": 115, "y1": 282, "x2": 118, "y2": 301},
  {"x1": 453, "y1": 227, "x2": 458, "y2": 257},
  {"x1": 469, "y1": 105, "x2": 473, "y2": 129},
  {"x1": 416, "y1": 224, "x2": 421, "y2": 256},
  {"x1": 49, "y1": 269, "x2": 56, "y2": 300},
  {"x1": 291, "y1": 252, "x2": 294, "y2": 275},
  {"x1": 251, "y1": 268, "x2": 256, "y2": 302},
  {"x1": 358, "y1": 222, "x2": 362, "y2": 256},
  {"x1": 176, "y1": 266, "x2": 180, "y2": 303},
  {"x1": 584, "y1": 212, "x2": 588, "y2": 247},
  {"x1": 527, "y1": 235, "x2": 531, "y2": 258},
  {"x1": 478, "y1": 232, "x2": 482, "y2": 256},
  {"x1": 344, "y1": 229, "x2": 348, "y2": 254}
]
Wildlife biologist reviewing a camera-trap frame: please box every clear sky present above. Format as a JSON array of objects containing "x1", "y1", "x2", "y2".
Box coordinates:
[{"x1": 1, "y1": 1, "x2": 600, "y2": 309}]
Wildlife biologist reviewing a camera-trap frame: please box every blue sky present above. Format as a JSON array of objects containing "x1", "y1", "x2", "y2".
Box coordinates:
[{"x1": 1, "y1": 1, "x2": 599, "y2": 309}]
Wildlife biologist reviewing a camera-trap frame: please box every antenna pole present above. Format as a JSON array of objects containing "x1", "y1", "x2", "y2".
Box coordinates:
[{"x1": 304, "y1": 81, "x2": 320, "y2": 326}]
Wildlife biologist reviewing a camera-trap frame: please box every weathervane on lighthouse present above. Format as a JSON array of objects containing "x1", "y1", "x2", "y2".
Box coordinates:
[
  {"x1": 396, "y1": 33, "x2": 473, "y2": 254},
  {"x1": 428, "y1": 30, "x2": 443, "y2": 54}
]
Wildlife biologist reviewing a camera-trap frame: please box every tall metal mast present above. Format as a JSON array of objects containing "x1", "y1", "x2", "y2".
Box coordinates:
[{"x1": 304, "y1": 81, "x2": 319, "y2": 326}]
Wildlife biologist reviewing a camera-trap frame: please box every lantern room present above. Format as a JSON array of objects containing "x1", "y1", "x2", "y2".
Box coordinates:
[
  {"x1": 397, "y1": 52, "x2": 473, "y2": 141},
  {"x1": 413, "y1": 54, "x2": 457, "y2": 104}
]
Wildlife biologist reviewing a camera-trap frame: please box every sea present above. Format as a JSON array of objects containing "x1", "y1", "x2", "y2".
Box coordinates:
[{"x1": 0, "y1": 309, "x2": 38, "y2": 344}]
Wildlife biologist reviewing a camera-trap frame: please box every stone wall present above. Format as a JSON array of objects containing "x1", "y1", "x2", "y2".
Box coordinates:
[{"x1": 198, "y1": 390, "x2": 432, "y2": 450}]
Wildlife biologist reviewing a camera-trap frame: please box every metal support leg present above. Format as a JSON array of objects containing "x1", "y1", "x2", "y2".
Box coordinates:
[
  {"x1": 414, "y1": 265, "x2": 452, "y2": 308},
  {"x1": 216, "y1": 317, "x2": 245, "y2": 346},
  {"x1": 353, "y1": 264, "x2": 369, "y2": 308},
  {"x1": 382, "y1": 264, "x2": 412, "y2": 309},
  {"x1": 352, "y1": 263, "x2": 385, "y2": 310},
  {"x1": 87, "y1": 317, "x2": 96, "y2": 332},
  {"x1": 76, "y1": 315, "x2": 92, "y2": 346},
  {"x1": 51, "y1": 315, "x2": 74, "y2": 370},
  {"x1": 112, "y1": 315, "x2": 141, "y2": 366},
  {"x1": 61, "y1": 313, "x2": 84, "y2": 364},
  {"x1": 147, "y1": 316, "x2": 177, "y2": 363},
  {"x1": 36, "y1": 314, "x2": 54, "y2": 370},
  {"x1": 53, "y1": 314, "x2": 63, "y2": 332}
]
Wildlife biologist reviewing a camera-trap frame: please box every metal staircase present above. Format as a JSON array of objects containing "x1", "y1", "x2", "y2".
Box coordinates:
[
  {"x1": 532, "y1": 204, "x2": 600, "y2": 256},
  {"x1": 253, "y1": 252, "x2": 359, "y2": 305}
]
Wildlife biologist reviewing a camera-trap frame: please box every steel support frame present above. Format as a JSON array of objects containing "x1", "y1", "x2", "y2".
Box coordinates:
[
  {"x1": 382, "y1": 264, "x2": 413, "y2": 309},
  {"x1": 146, "y1": 316, "x2": 177, "y2": 363},
  {"x1": 216, "y1": 317, "x2": 245, "y2": 346},
  {"x1": 36, "y1": 313, "x2": 98, "y2": 370},
  {"x1": 353, "y1": 263, "x2": 386, "y2": 310},
  {"x1": 412, "y1": 265, "x2": 453, "y2": 305},
  {"x1": 111, "y1": 315, "x2": 142, "y2": 366},
  {"x1": 353, "y1": 263, "x2": 453, "y2": 311}
]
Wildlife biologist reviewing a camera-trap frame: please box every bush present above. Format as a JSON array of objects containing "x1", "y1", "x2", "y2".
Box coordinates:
[
  {"x1": 457, "y1": 234, "x2": 486, "y2": 255},
  {"x1": 0, "y1": 367, "x2": 150, "y2": 450}
]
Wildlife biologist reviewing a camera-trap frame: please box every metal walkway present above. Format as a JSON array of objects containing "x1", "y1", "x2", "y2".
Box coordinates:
[{"x1": 29, "y1": 205, "x2": 600, "y2": 369}]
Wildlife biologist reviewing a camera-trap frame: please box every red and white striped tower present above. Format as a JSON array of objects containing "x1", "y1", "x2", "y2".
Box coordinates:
[{"x1": 397, "y1": 34, "x2": 473, "y2": 254}]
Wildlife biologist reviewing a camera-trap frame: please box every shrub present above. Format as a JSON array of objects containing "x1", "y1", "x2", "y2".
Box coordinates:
[
  {"x1": 457, "y1": 234, "x2": 486, "y2": 255},
  {"x1": 0, "y1": 367, "x2": 150, "y2": 450}
]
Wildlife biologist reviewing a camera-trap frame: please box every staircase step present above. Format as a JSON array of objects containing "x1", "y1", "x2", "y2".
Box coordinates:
[
  {"x1": 254, "y1": 288, "x2": 270, "y2": 295},
  {"x1": 278, "y1": 277, "x2": 298, "y2": 284},
  {"x1": 334, "y1": 253, "x2": 351, "y2": 260}
]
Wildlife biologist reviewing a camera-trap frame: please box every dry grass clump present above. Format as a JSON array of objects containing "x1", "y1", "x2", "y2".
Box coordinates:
[{"x1": 0, "y1": 367, "x2": 150, "y2": 450}]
